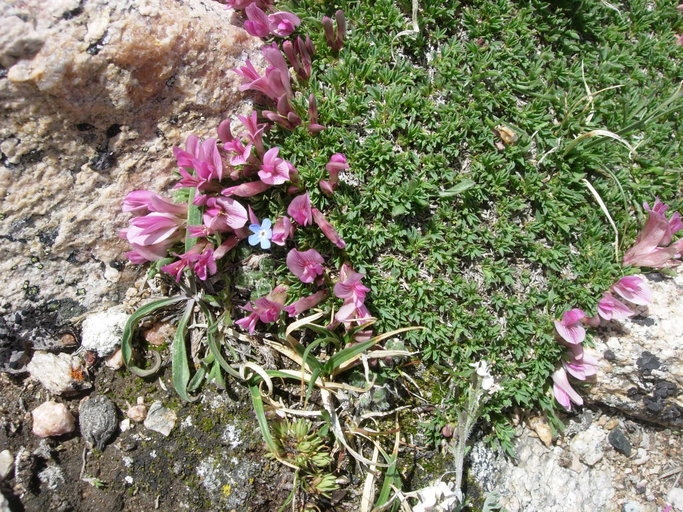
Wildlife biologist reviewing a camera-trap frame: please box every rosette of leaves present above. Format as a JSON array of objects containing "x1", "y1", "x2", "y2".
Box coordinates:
[{"x1": 268, "y1": 419, "x2": 339, "y2": 499}]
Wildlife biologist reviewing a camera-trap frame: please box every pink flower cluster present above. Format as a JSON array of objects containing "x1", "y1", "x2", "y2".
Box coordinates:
[
  {"x1": 623, "y1": 199, "x2": 683, "y2": 268},
  {"x1": 234, "y1": 43, "x2": 317, "y2": 132},
  {"x1": 243, "y1": 3, "x2": 301, "y2": 38},
  {"x1": 552, "y1": 275, "x2": 651, "y2": 410},
  {"x1": 121, "y1": 3, "x2": 364, "y2": 339},
  {"x1": 551, "y1": 198, "x2": 680, "y2": 411}
]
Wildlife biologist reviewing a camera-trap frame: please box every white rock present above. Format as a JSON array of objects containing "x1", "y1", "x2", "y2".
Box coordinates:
[
  {"x1": 27, "y1": 352, "x2": 90, "y2": 395},
  {"x1": 104, "y1": 348, "x2": 124, "y2": 370},
  {"x1": 80, "y1": 308, "x2": 129, "y2": 357},
  {"x1": 143, "y1": 401, "x2": 176, "y2": 436},
  {"x1": 470, "y1": 429, "x2": 615, "y2": 512},
  {"x1": 622, "y1": 501, "x2": 642, "y2": 512},
  {"x1": 31, "y1": 401, "x2": 76, "y2": 438},
  {"x1": 569, "y1": 426, "x2": 607, "y2": 467},
  {"x1": 0, "y1": 492, "x2": 9, "y2": 512},
  {"x1": 668, "y1": 487, "x2": 683, "y2": 511},
  {"x1": 0, "y1": 450, "x2": 13, "y2": 480}
]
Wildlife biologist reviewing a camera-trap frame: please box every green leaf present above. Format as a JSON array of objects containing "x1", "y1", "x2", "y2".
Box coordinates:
[
  {"x1": 185, "y1": 187, "x2": 203, "y2": 252},
  {"x1": 171, "y1": 299, "x2": 198, "y2": 402},
  {"x1": 249, "y1": 383, "x2": 281, "y2": 456},
  {"x1": 438, "y1": 179, "x2": 476, "y2": 198},
  {"x1": 121, "y1": 296, "x2": 184, "y2": 377}
]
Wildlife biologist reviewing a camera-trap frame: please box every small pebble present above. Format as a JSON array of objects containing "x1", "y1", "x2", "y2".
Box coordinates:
[
  {"x1": 31, "y1": 401, "x2": 75, "y2": 438},
  {"x1": 127, "y1": 397, "x2": 147, "y2": 423},
  {"x1": 143, "y1": 401, "x2": 176, "y2": 437},
  {"x1": 144, "y1": 322, "x2": 175, "y2": 346},
  {"x1": 105, "y1": 349, "x2": 124, "y2": 370},
  {"x1": 79, "y1": 396, "x2": 118, "y2": 450},
  {"x1": 0, "y1": 450, "x2": 13, "y2": 480},
  {"x1": 622, "y1": 501, "x2": 642, "y2": 512},
  {"x1": 608, "y1": 428, "x2": 632, "y2": 457}
]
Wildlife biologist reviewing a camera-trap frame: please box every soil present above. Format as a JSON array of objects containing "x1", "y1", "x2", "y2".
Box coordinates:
[{"x1": 0, "y1": 366, "x2": 296, "y2": 512}]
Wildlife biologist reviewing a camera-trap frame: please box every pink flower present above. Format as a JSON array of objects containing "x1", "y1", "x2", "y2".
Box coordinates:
[
  {"x1": 126, "y1": 213, "x2": 184, "y2": 246},
  {"x1": 271, "y1": 216, "x2": 294, "y2": 246},
  {"x1": 562, "y1": 344, "x2": 599, "y2": 381},
  {"x1": 334, "y1": 263, "x2": 369, "y2": 306},
  {"x1": 335, "y1": 301, "x2": 373, "y2": 324},
  {"x1": 312, "y1": 208, "x2": 346, "y2": 249},
  {"x1": 235, "y1": 285, "x2": 287, "y2": 334},
  {"x1": 237, "y1": 112, "x2": 268, "y2": 154},
  {"x1": 320, "y1": 153, "x2": 347, "y2": 195},
  {"x1": 122, "y1": 190, "x2": 186, "y2": 217},
  {"x1": 161, "y1": 245, "x2": 204, "y2": 282},
  {"x1": 173, "y1": 136, "x2": 224, "y2": 189},
  {"x1": 307, "y1": 93, "x2": 325, "y2": 135},
  {"x1": 611, "y1": 275, "x2": 651, "y2": 306},
  {"x1": 202, "y1": 197, "x2": 248, "y2": 233},
  {"x1": 552, "y1": 367, "x2": 584, "y2": 411},
  {"x1": 283, "y1": 36, "x2": 315, "y2": 81},
  {"x1": 283, "y1": 290, "x2": 329, "y2": 317},
  {"x1": 194, "y1": 247, "x2": 217, "y2": 281},
  {"x1": 222, "y1": 181, "x2": 271, "y2": 197},
  {"x1": 597, "y1": 293, "x2": 634, "y2": 321},
  {"x1": 224, "y1": 138, "x2": 252, "y2": 166},
  {"x1": 258, "y1": 147, "x2": 291, "y2": 185},
  {"x1": 124, "y1": 241, "x2": 172, "y2": 264},
  {"x1": 322, "y1": 10, "x2": 346, "y2": 52},
  {"x1": 234, "y1": 60, "x2": 290, "y2": 102},
  {"x1": 286, "y1": 248, "x2": 324, "y2": 283},
  {"x1": 268, "y1": 11, "x2": 300, "y2": 37},
  {"x1": 226, "y1": 0, "x2": 273, "y2": 9},
  {"x1": 244, "y1": 4, "x2": 270, "y2": 37},
  {"x1": 623, "y1": 199, "x2": 683, "y2": 268},
  {"x1": 553, "y1": 308, "x2": 586, "y2": 345},
  {"x1": 287, "y1": 193, "x2": 313, "y2": 226}
]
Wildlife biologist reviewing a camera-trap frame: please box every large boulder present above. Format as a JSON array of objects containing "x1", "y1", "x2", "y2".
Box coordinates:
[
  {"x1": 588, "y1": 272, "x2": 683, "y2": 427},
  {"x1": 0, "y1": 0, "x2": 259, "y2": 365}
]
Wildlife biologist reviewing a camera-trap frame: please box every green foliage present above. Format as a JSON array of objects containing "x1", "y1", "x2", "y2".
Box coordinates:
[{"x1": 276, "y1": 0, "x2": 683, "y2": 445}]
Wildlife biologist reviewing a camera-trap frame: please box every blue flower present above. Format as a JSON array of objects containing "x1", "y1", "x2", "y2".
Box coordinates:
[{"x1": 248, "y1": 218, "x2": 272, "y2": 249}]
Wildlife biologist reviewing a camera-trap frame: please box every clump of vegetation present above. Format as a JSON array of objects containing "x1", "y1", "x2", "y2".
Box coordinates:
[{"x1": 119, "y1": 0, "x2": 683, "y2": 509}]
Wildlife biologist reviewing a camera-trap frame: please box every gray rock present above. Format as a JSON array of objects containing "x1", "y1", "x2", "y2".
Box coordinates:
[
  {"x1": 143, "y1": 401, "x2": 177, "y2": 437},
  {"x1": 589, "y1": 273, "x2": 683, "y2": 427},
  {"x1": 79, "y1": 396, "x2": 118, "y2": 450},
  {"x1": 0, "y1": 450, "x2": 13, "y2": 480},
  {"x1": 80, "y1": 307, "x2": 128, "y2": 356},
  {"x1": 608, "y1": 428, "x2": 632, "y2": 457},
  {"x1": 0, "y1": 491, "x2": 9, "y2": 512},
  {"x1": 569, "y1": 425, "x2": 606, "y2": 467}
]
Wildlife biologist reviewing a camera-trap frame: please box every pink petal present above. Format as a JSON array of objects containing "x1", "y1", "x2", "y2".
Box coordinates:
[
  {"x1": 612, "y1": 275, "x2": 651, "y2": 305},
  {"x1": 222, "y1": 181, "x2": 271, "y2": 197},
  {"x1": 597, "y1": 293, "x2": 635, "y2": 321},
  {"x1": 312, "y1": 208, "x2": 346, "y2": 249},
  {"x1": 552, "y1": 367, "x2": 583, "y2": 411},
  {"x1": 287, "y1": 193, "x2": 313, "y2": 226}
]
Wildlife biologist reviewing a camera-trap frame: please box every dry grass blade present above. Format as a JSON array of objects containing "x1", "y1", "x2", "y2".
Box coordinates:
[
  {"x1": 320, "y1": 389, "x2": 390, "y2": 468},
  {"x1": 563, "y1": 129, "x2": 636, "y2": 158},
  {"x1": 582, "y1": 178, "x2": 620, "y2": 262},
  {"x1": 360, "y1": 445, "x2": 381, "y2": 512}
]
